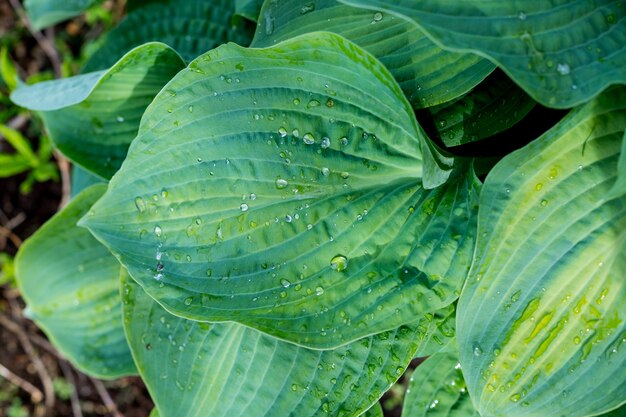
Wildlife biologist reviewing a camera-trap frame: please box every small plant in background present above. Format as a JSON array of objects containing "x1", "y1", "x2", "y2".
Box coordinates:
[{"x1": 8, "y1": 1, "x2": 626, "y2": 417}]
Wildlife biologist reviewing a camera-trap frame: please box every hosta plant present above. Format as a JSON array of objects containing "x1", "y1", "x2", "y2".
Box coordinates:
[{"x1": 11, "y1": 1, "x2": 626, "y2": 416}]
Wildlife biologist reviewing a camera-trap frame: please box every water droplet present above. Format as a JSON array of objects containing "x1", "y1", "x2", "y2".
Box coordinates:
[
  {"x1": 372, "y1": 11, "x2": 383, "y2": 22},
  {"x1": 116, "y1": 116, "x2": 125, "y2": 123},
  {"x1": 518, "y1": 11, "x2": 527, "y2": 20},
  {"x1": 330, "y1": 255, "x2": 348, "y2": 272},
  {"x1": 293, "y1": 98, "x2": 300, "y2": 106},
  {"x1": 315, "y1": 286, "x2": 325, "y2": 295},
  {"x1": 556, "y1": 63, "x2": 571, "y2": 75},
  {"x1": 438, "y1": 119, "x2": 447, "y2": 128},
  {"x1": 184, "y1": 297, "x2": 192, "y2": 306},
  {"x1": 278, "y1": 127, "x2": 287, "y2": 137},
  {"x1": 292, "y1": 128, "x2": 300, "y2": 138},
  {"x1": 473, "y1": 344, "x2": 483, "y2": 356},
  {"x1": 300, "y1": 2, "x2": 315, "y2": 14},
  {"x1": 275, "y1": 178, "x2": 288, "y2": 189},
  {"x1": 321, "y1": 137, "x2": 331, "y2": 149},
  {"x1": 135, "y1": 197, "x2": 146, "y2": 212},
  {"x1": 510, "y1": 393, "x2": 522, "y2": 402},
  {"x1": 321, "y1": 167, "x2": 330, "y2": 176},
  {"x1": 291, "y1": 383, "x2": 298, "y2": 391},
  {"x1": 340, "y1": 137, "x2": 348, "y2": 146},
  {"x1": 240, "y1": 203, "x2": 249, "y2": 212},
  {"x1": 285, "y1": 214, "x2": 293, "y2": 223},
  {"x1": 307, "y1": 99, "x2": 320, "y2": 108},
  {"x1": 280, "y1": 278, "x2": 291, "y2": 288},
  {"x1": 540, "y1": 199, "x2": 548, "y2": 207},
  {"x1": 303, "y1": 133, "x2": 315, "y2": 145},
  {"x1": 535, "y1": 183, "x2": 543, "y2": 191},
  {"x1": 154, "y1": 225, "x2": 162, "y2": 237}
]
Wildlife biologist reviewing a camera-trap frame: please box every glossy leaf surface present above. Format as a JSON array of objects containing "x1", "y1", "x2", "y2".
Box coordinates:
[
  {"x1": 457, "y1": 87, "x2": 626, "y2": 417},
  {"x1": 341, "y1": 0, "x2": 626, "y2": 108},
  {"x1": 402, "y1": 352, "x2": 479, "y2": 417},
  {"x1": 122, "y1": 275, "x2": 422, "y2": 417},
  {"x1": 83, "y1": 32, "x2": 478, "y2": 348},
  {"x1": 252, "y1": 0, "x2": 493, "y2": 109},
  {"x1": 83, "y1": 0, "x2": 254, "y2": 72},
  {"x1": 15, "y1": 185, "x2": 135, "y2": 378},
  {"x1": 12, "y1": 43, "x2": 185, "y2": 179}
]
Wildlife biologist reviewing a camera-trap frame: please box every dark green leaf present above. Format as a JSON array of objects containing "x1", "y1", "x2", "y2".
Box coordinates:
[
  {"x1": 340, "y1": 0, "x2": 626, "y2": 108},
  {"x1": 83, "y1": 0, "x2": 254, "y2": 72},
  {"x1": 252, "y1": 0, "x2": 494, "y2": 109},
  {"x1": 25, "y1": 0, "x2": 101, "y2": 30}
]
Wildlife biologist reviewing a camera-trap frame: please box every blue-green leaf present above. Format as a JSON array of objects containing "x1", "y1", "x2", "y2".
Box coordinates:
[
  {"x1": 82, "y1": 32, "x2": 478, "y2": 348},
  {"x1": 25, "y1": 0, "x2": 101, "y2": 30},
  {"x1": 15, "y1": 185, "x2": 136, "y2": 378},
  {"x1": 11, "y1": 43, "x2": 185, "y2": 179}
]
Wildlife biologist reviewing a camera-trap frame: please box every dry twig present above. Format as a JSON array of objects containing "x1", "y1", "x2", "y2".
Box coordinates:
[
  {"x1": 55, "y1": 151, "x2": 71, "y2": 209},
  {"x1": 0, "y1": 361, "x2": 44, "y2": 403},
  {"x1": 90, "y1": 377, "x2": 124, "y2": 417},
  {"x1": 59, "y1": 360, "x2": 84, "y2": 417},
  {"x1": 7, "y1": 0, "x2": 62, "y2": 78}
]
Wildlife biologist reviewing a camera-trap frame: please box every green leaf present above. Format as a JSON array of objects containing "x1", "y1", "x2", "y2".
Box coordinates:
[
  {"x1": 457, "y1": 87, "x2": 626, "y2": 417},
  {"x1": 0, "y1": 47, "x2": 19, "y2": 91},
  {"x1": 11, "y1": 43, "x2": 185, "y2": 179},
  {"x1": 413, "y1": 304, "x2": 456, "y2": 358},
  {"x1": 122, "y1": 274, "x2": 423, "y2": 417},
  {"x1": 71, "y1": 164, "x2": 106, "y2": 198},
  {"x1": 602, "y1": 403, "x2": 626, "y2": 417},
  {"x1": 24, "y1": 0, "x2": 101, "y2": 30},
  {"x1": 15, "y1": 185, "x2": 136, "y2": 378},
  {"x1": 606, "y1": 130, "x2": 626, "y2": 201},
  {"x1": 82, "y1": 32, "x2": 478, "y2": 348},
  {"x1": 419, "y1": 70, "x2": 537, "y2": 148},
  {"x1": 149, "y1": 409, "x2": 160, "y2": 417},
  {"x1": 83, "y1": 0, "x2": 254, "y2": 72},
  {"x1": 236, "y1": 0, "x2": 264, "y2": 22},
  {"x1": 252, "y1": 0, "x2": 494, "y2": 109},
  {"x1": 340, "y1": 0, "x2": 626, "y2": 108},
  {"x1": 402, "y1": 352, "x2": 479, "y2": 417},
  {"x1": 361, "y1": 402, "x2": 383, "y2": 417},
  {"x1": 0, "y1": 154, "x2": 31, "y2": 177},
  {"x1": 0, "y1": 124, "x2": 38, "y2": 166}
]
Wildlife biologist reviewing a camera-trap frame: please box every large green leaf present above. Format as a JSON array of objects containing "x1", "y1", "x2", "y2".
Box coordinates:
[
  {"x1": 606, "y1": 130, "x2": 626, "y2": 200},
  {"x1": 83, "y1": 0, "x2": 254, "y2": 72},
  {"x1": 15, "y1": 185, "x2": 135, "y2": 378},
  {"x1": 82, "y1": 32, "x2": 478, "y2": 348},
  {"x1": 341, "y1": 0, "x2": 626, "y2": 108},
  {"x1": 413, "y1": 304, "x2": 456, "y2": 359},
  {"x1": 402, "y1": 352, "x2": 479, "y2": 417},
  {"x1": 122, "y1": 274, "x2": 423, "y2": 417},
  {"x1": 252, "y1": 0, "x2": 494, "y2": 109},
  {"x1": 71, "y1": 164, "x2": 105, "y2": 198},
  {"x1": 457, "y1": 87, "x2": 626, "y2": 417},
  {"x1": 361, "y1": 403, "x2": 383, "y2": 417},
  {"x1": 11, "y1": 43, "x2": 185, "y2": 179},
  {"x1": 25, "y1": 0, "x2": 101, "y2": 30}
]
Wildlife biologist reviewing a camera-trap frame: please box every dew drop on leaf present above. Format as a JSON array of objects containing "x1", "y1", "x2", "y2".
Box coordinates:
[
  {"x1": 275, "y1": 178, "x2": 288, "y2": 189},
  {"x1": 556, "y1": 63, "x2": 571, "y2": 75},
  {"x1": 303, "y1": 133, "x2": 315, "y2": 144},
  {"x1": 134, "y1": 197, "x2": 146, "y2": 212},
  {"x1": 330, "y1": 255, "x2": 348, "y2": 272},
  {"x1": 240, "y1": 203, "x2": 249, "y2": 212},
  {"x1": 280, "y1": 278, "x2": 291, "y2": 288}
]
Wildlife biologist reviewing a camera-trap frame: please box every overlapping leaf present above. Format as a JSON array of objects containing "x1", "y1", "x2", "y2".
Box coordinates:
[
  {"x1": 341, "y1": 0, "x2": 626, "y2": 108},
  {"x1": 361, "y1": 403, "x2": 383, "y2": 417},
  {"x1": 11, "y1": 43, "x2": 185, "y2": 179},
  {"x1": 413, "y1": 304, "x2": 456, "y2": 358},
  {"x1": 420, "y1": 70, "x2": 536, "y2": 148},
  {"x1": 236, "y1": 0, "x2": 264, "y2": 22},
  {"x1": 122, "y1": 274, "x2": 422, "y2": 417},
  {"x1": 83, "y1": 0, "x2": 254, "y2": 72},
  {"x1": 25, "y1": 0, "x2": 101, "y2": 30},
  {"x1": 252, "y1": 0, "x2": 494, "y2": 109},
  {"x1": 15, "y1": 185, "x2": 135, "y2": 378},
  {"x1": 82, "y1": 32, "x2": 478, "y2": 348},
  {"x1": 457, "y1": 87, "x2": 626, "y2": 417},
  {"x1": 402, "y1": 352, "x2": 479, "y2": 417}
]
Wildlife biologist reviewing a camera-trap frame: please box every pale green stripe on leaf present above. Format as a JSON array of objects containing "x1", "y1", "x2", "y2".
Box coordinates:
[
  {"x1": 25, "y1": 0, "x2": 101, "y2": 30},
  {"x1": 15, "y1": 185, "x2": 135, "y2": 378},
  {"x1": 11, "y1": 43, "x2": 185, "y2": 179},
  {"x1": 457, "y1": 87, "x2": 626, "y2": 417},
  {"x1": 252, "y1": 0, "x2": 494, "y2": 109},
  {"x1": 402, "y1": 352, "x2": 479, "y2": 417},
  {"x1": 83, "y1": 0, "x2": 253, "y2": 72},
  {"x1": 82, "y1": 32, "x2": 477, "y2": 348},
  {"x1": 122, "y1": 275, "x2": 423, "y2": 417},
  {"x1": 341, "y1": 0, "x2": 626, "y2": 109}
]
